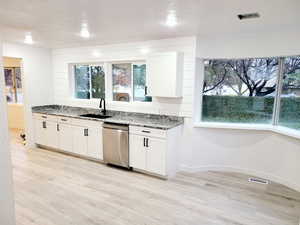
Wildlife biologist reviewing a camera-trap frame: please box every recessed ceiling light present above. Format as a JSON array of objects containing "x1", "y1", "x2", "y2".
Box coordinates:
[
  {"x1": 92, "y1": 50, "x2": 101, "y2": 57},
  {"x1": 237, "y1": 12, "x2": 260, "y2": 20},
  {"x1": 24, "y1": 32, "x2": 33, "y2": 45},
  {"x1": 165, "y1": 10, "x2": 178, "y2": 27},
  {"x1": 80, "y1": 23, "x2": 90, "y2": 39},
  {"x1": 140, "y1": 48, "x2": 150, "y2": 55}
]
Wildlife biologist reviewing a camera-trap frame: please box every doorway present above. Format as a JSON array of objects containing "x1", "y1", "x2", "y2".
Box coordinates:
[{"x1": 3, "y1": 57, "x2": 25, "y2": 144}]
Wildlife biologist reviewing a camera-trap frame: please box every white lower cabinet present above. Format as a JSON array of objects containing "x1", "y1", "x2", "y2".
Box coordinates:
[
  {"x1": 129, "y1": 125, "x2": 179, "y2": 177},
  {"x1": 34, "y1": 119, "x2": 47, "y2": 146},
  {"x1": 46, "y1": 121, "x2": 59, "y2": 149},
  {"x1": 73, "y1": 126, "x2": 88, "y2": 155},
  {"x1": 129, "y1": 134, "x2": 147, "y2": 171},
  {"x1": 87, "y1": 126, "x2": 103, "y2": 160},
  {"x1": 33, "y1": 114, "x2": 103, "y2": 160},
  {"x1": 146, "y1": 137, "x2": 166, "y2": 175},
  {"x1": 58, "y1": 123, "x2": 74, "y2": 153},
  {"x1": 34, "y1": 119, "x2": 59, "y2": 148}
]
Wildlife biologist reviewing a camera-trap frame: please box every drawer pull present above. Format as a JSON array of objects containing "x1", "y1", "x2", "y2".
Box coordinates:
[
  {"x1": 42, "y1": 116, "x2": 47, "y2": 119},
  {"x1": 84, "y1": 129, "x2": 89, "y2": 136},
  {"x1": 61, "y1": 118, "x2": 68, "y2": 122},
  {"x1": 142, "y1": 130, "x2": 150, "y2": 133}
]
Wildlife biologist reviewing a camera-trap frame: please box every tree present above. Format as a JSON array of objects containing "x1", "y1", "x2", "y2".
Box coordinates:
[
  {"x1": 91, "y1": 66, "x2": 105, "y2": 98},
  {"x1": 203, "y1": 60, "x2": 228, "y2": 94},
  {"x1": 227, "y1": 58, "x2": 278, "y2": 96}
]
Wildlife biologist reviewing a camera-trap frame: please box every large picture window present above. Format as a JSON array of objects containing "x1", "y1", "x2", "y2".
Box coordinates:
[
  {"x1": 201, "y1": 56, "x2": 300, "y2": 131},
  {"x1": 278, "y1": 56, "x2": 300, "y2": 130}
]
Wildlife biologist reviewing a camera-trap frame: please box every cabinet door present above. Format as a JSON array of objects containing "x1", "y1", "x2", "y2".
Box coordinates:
[
  {"x1": 45, "y1": 121, "x2": 59, "y2": 149},
  {"x1": 87, "y1": 127, "x2": 103, "y2": 160},
  {"x1": 146, "y1": 137, "x2": 167, "y2": 176},
  {"x1": 129, "y1": 134, "x2": 146, "y2": 170},
  {"x1": 34, "y1": 119, "x2": 47, "y2": 146},
  {"x1": 146, "y1": 52, "x2": 182, "y2": 97},
  {"x1": 73, "y1": 126, "x2": 88, "y2": 156},
  {"x1": 58, "y1": 124, "x2": 74, "y2": 153}
]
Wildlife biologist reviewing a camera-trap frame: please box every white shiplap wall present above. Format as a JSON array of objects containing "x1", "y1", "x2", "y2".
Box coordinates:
[{"x1": 52, "y1": 36, "x2": 196, "y2": 117}]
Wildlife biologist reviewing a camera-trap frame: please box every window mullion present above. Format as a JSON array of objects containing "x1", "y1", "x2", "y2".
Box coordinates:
[
  {"x1": 131, "y1": 63, "x2": 134, "y2": 102},
  {"x1": 89, "y1": 66, "x2": 92, "y2": 99},
  {"x1": 272, "y1": 58, "x2": 285, "y2": 126}
]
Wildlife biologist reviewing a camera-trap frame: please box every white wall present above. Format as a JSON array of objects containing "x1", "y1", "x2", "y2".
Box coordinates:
[
  {"x1": 185, "y1": 30, "x2": 300, "y2": 191},
  {"x1": 0, "y1": 41, "x2": 16, "y2": 225},
  {"x1": 52, "y1": 36, "x2": 196, "y2": 117},
  {"x1": 3, "y1": 43, "x2": 53, "y2": 148}
]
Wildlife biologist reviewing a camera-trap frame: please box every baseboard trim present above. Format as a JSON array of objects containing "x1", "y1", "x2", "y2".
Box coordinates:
[{"x1": 179, "y1": 164, "x2": 300, "y2": 193}]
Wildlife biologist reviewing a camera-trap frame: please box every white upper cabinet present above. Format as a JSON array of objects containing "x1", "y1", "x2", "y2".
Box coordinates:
[{"x1": 146, "y1": 51, "x2": 183, "y2": 98}]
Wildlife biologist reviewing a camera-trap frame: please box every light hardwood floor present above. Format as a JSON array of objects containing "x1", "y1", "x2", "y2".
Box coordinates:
[{"x1": 10, "y1": 129, "x2": 300, "y2": 225}]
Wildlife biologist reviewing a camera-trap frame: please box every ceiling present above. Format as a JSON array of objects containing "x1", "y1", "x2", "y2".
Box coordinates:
[{"x1": 0, "y1": 0, "x2": 299, "y2": 48}]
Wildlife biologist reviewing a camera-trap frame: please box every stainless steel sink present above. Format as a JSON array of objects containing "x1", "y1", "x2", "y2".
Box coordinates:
[{"x1": 80, "y1": 114, "x2": 111, "y2": 119}]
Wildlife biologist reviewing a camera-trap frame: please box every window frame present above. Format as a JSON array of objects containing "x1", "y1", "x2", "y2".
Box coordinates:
[
  {"x1": 195, "y1": 56, "x2": 300, "y2": 140},
  {"x1": 110, "y1": 60, "x2": 149, "y2": 103},
  {"x1": 70, "y1": 60, "x2": 150, "y2": 103},
  {"x1": 4, "y1": 67, "x2": 23, "y2": 104},
  {"x1": 71, "y1": 62, "x2": 107, "y2": 100}
]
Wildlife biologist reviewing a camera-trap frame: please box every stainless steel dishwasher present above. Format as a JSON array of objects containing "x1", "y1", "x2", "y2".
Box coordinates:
[{"x1": 103, "y1": 123, "x2": 129, "y2": 168}]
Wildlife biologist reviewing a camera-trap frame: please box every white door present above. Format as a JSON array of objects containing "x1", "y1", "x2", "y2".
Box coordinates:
[
  {"x1": 146, "y1": 137, "x2": 166, "y2": 176},
  {"x1": 87, "y1": 127, "x2": 103, "y2": 160},
  {"x1": 73, "y1": 126, "x2": 88, "y2": 156},
  {"x1": 45, "y1": 121, "x2": 59, "y2": 149},
  {"x1": 58, "y1": 123, "x2": 74, "y2": 153},
  {"x1": 34, "y1": 119, "x2": 47, "y2": 146},
  {"x1": 129, "y1": 134, "x2": 146, "y2": 170}
]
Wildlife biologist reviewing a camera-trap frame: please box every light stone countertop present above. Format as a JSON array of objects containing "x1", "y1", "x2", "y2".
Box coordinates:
[{"x1": 32, "y1": 105, "x2": 184, "y2": 130}]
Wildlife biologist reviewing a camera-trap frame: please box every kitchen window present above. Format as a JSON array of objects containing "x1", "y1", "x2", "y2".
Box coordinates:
[
  {"x1": 4, "y1": 67, "x2": 23, "y2": 103},
  {"x1": 112, "y1": 62, "x2": 151, "y2": 102},
  {"x1": 199, "y1": 56, "x2": 300, "y2": 133},
  {"x1": 73, "y1": 64, "x2": 105, "y2": 99}
]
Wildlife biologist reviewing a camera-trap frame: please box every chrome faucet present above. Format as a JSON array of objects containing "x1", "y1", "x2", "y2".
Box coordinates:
[{"x1": 99, "y1": 98, "x2": 106, "y2": 115}]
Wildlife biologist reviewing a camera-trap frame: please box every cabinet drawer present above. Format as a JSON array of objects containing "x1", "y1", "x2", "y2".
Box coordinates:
[
  {"x1": 72, "y1": 118, "x2": 103, "y2": 127},
  {"x1": 57, "y1": 116, "x2": 73, "y2": 124},
  {"x1": 129, "y1": 126, "x2": 167, "y2": 139},
  {"x1": 33, "y1": 113, "x2": 58, "y2": 122}
]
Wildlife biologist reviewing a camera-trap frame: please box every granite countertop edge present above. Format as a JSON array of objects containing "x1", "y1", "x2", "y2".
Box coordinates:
[{"x1": 32, "y1": 107, "x2": 184, "y2": 130}]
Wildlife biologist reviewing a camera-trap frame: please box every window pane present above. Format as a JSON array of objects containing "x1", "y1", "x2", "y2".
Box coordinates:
[
  {"x1": 15, "y1": 68, "x2": 23, "y2": 103},
  {"x1": 112, "y1": 63, "x2": 131, "y2": 102},
  {"x1": 91, "y1": 65, "x2": 105, "y2": 99},
  {"x1": 278, "y1": 56, "x2": 300, "y2": 130},
  {"x1": 74, "y1": 65, "x2": 90, "y2": 99},
  {"x1": 202, "y1": 58, "x2": 278, "y2": 124},
  {"x1": 4, "y1": 68, "x2": 14, "y2": 103},
  {"x1": 133, "y1": 64, "x2": 152, "y2": 102}
]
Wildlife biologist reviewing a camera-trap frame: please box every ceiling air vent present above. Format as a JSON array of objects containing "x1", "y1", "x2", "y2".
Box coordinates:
[
  {"x1": 248, "y1": 177, "x2": 269, "y2": 184},
  {"x1": 237, "y1": 13, "x2": 260, "y2": 20}
]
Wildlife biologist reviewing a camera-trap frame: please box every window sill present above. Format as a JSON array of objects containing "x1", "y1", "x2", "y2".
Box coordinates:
[
  {"x1": 194, "y1": 122, "x2": 272, "y2": 131},
  {"x1": 194, "y1": 122, "x2": 300, "y2": 140}
]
